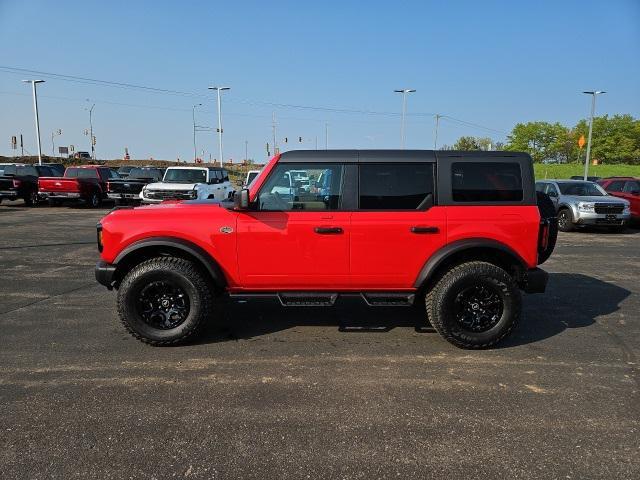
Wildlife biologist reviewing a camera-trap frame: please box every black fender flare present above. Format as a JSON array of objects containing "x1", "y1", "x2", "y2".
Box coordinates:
[
  {"x1": 114, "y1": 237, "x2": 227, "y2": 288},
  {"x1": 413, "y1": 238, "x2": 528, "y2": 289}
]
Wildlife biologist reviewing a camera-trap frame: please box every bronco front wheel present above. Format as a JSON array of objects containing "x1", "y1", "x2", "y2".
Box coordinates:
[
  {"x1": 117, "y1": 256, "x2": 214, "y2": 345},
  {"x1": 426, "y1": 261, "x2": 521, "y2": 349}
]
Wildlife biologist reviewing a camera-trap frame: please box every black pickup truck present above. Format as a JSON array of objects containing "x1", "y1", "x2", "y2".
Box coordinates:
[
  {"x1": 0, "y1": 164, "x2": 59, "y2": 206},
  {"x1": 106, "y1": 167, "x2": 164, "y2": 205}
]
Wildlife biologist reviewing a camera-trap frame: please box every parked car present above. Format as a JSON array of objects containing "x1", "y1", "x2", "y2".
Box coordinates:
[
  {"x1": 107, "y1": 167, "x2": 164, "y2": 205},
  {"x1": 43, "y1": 163, "x2": 65, "y2": 176},
  {"x1": 535, "y1": 179, "x2": 630, "y2": 232},
  {"x1": 598, "y1": 177, "x2": 640, "y2": 223},
  {"x1": 243, "y1": 169, "x2": 261, "y2": 187},
  {"x1": 73, "y1": 151, "x2": 92, "y2": 160},
  {"x1": 117, "y1": 165, "x2": 137, "y2": 178},
  {"x1": 38, "y1": 165, "x2": 119, "y2": 207},
  {"x1": 140, "y1": 166, "x2": 234, "y2": 203},
  {"x1": 0, "y1": 164, "x2": 58, "y2": 206},
  {"x1": 95, "y1": 150, "x2": 555, "y2": 349}
]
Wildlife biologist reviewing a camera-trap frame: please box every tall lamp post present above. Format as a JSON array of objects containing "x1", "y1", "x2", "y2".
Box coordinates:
[
  {"x1": 22, "y1": 79, "x2": 45, "y2": 165},
  {"x1": 192, "y1": 103, "x2": 202, "y2": 162},
  {"x1": 208, "y1": 86, "x2": 230, "y2": 165},
  {"x1": 51, "y1": 129, "x2": 62, "y2": 156},
  {"x1": 394, "y1": 88, "x2": 416, "y2": 149},
  {"x1": 582, "y1": 91, "x2": 605, "y2": 180}
]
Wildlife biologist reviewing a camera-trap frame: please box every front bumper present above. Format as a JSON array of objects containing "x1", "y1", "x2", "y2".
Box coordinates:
[
  {"x1": 522, "y1": 267, "x2": 548, "y2": 294},
  {"x1": 95, "y1": 260, "x2": 117, "y2": 289},
  {"x1": 575, "y1": 211, "x2": 630, "y2": 226}
]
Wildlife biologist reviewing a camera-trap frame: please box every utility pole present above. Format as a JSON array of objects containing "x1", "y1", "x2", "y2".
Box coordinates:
[
  {"x1": 325, "y1": 122, "x2": 329, "y2": 150},
  {"x1": 434, "y1": 114, "x2": 441, "y2": 149},
  {"x1": 272, "y1": 112, "x2": 278, "y2": 155},
  {"x1": 87, "y1": 103, "x2": 96, "y2": 159},
  {"x1": 208, "y1": 86, "x2": 230, "y2": 166},
  {"x1": 394, "y1": 89, "x2": 416, "y2": 149},
  {"x1": 22, "y1": 80, "x2": 45, "y2": 165},
  {"x1": 192, "y1": 103, "x2": 202, "y2": 162},
  {"x1": 582, "y1": 91, "x2": 606, "y2": 180},
  {"x1": 20, "y1": 134, "x2": 24, "y2": 156}
]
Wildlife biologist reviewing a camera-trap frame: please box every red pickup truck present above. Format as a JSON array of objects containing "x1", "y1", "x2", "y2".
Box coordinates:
[
  {"x1": 39, "y1": 165, "x2": 118, "y2": 207},
  {"x1": 95, "y1": 150, "x2": 557, "y2": 349},
  {"x1": 598, "y1": 177, "x2": 640, "y2": 222}
]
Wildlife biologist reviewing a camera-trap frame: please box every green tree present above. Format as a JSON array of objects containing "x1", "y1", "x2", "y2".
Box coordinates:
[
  {"x1": 573, "y1": 115, "x2": 640, "y2": 164},
  {"x1": 505, "y1": 121, "x2": 569, "y2": 163},
  {"x1": 452, "y1": 136, "x2": 494, "y2": 151}
]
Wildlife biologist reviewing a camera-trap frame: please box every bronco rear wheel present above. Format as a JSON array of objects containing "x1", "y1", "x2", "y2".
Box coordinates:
[
  {"x1": 117, "y1": 256, "x2": 214, "y2": 346},
  {"x1": 426, "y1": 261, "x2": 521, "y2": 349}
]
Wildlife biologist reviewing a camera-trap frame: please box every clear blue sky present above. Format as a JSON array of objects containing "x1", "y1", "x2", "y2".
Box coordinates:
[{"x1": 1, "y1": 0, "x2": 638, "y2": 162}]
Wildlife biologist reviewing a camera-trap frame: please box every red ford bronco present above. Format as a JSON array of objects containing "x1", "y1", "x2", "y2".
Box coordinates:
[{"x1": 95, "y1": 150, "x2": 557, "y2": 349}]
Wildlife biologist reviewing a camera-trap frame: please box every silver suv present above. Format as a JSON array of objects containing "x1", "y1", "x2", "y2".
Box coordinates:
[{"x1": 535, "y1": 179, "x2": 630, "y2": 232}]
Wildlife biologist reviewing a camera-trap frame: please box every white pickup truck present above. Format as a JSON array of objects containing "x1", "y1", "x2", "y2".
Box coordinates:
[{"x1": 140, "y1": 166, "x2": 235, "y2": 204}]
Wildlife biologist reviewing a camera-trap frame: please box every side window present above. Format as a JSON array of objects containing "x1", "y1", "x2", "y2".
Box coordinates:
[
  {"x1": 606, "y1": 180, "x2": 625, "y2": 192},
  {"x1": 546, "y1": 184, "x2": 559, "y2": 197},
  {"x1": 452, "y1": 162, "x2": 523, "y2": 202},
  {"x1": 258, "y1": 163, "x2": 344, "y2": 211},
  {"x1": 359, "y1": 163, "x2": 434, "y2": 210},
  {"x1": 222, "y1": 169, "x2": 229, "y2": 182},
  {"x1": 623, "y1": 181, "x2": 640, "y2": 193}
]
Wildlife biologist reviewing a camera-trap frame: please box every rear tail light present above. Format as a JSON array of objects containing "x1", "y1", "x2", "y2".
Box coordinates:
[
  {"x1": 96, "y1": 223, "x2": 103, "y2": 252},
  {"x1": 106, "y1": 182, "x2": 111, "y2": 191},
  {"x1": 540, "y1": 221, "x2": 550, "y2": 251},
  {"x1": 12, "y1": 179, "x2": 21, "y2": 188}
]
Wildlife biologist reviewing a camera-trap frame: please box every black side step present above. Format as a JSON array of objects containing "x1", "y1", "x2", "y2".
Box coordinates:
[
  {"x1": 277, "y1": 292, "x2": 338, "y2": 307},
  {"x1": 361, "y1": 293, "x2": 415, "y2": 307}
]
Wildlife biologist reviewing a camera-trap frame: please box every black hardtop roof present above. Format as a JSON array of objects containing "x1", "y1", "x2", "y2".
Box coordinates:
[{"x1": 278, "y1": 149, "x2": 530, "y2": 163}]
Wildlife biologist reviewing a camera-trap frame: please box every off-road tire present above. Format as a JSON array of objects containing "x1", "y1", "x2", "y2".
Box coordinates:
[
  {"x1": 536, "y1": 191, "x2": 558, "y2": 264},
  {"x1": 557, "y1": 208, "x2": 574, "y2": 232},
  {"x1": 117, "y1": 257, "x2": 214, "y2": 346},
  {"x1": 426, "y1": 261, "x2": 521, "y2": 349}
]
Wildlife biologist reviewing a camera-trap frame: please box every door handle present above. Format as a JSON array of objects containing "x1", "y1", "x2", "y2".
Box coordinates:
[
  {"x1": 314, "y1": 226, "x2": 343, "y2": 234},
  {"x1": 411, "y1": 226, "x2": 439, "y2": 234}
]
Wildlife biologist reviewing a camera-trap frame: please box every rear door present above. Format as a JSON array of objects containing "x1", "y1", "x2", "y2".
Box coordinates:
[
  {"x1": 349, "y1": 154, "x2": 445, "y2": 289},
  {"x1": 236, "y1": 158, "x2": 352, "y2": 289}
]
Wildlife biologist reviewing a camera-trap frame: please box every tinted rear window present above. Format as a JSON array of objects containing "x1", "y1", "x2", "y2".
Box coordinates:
[
  {"x1": 65, "y1": 168, "x2": 98, "y2": 179},
  {"x1": 452, "y1": 162, "x2": 523, "y2": 202},
  {"x1": 359, "y1": 163, "x2": 434, "y2": 210},
  {"x1": 128, "y1": 168, "x2": 163, "y2": 180}
]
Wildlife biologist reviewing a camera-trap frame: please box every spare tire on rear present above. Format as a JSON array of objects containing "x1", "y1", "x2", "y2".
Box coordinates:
[{"x1": 536, "y1": 191, "x2": 558, "y2": 264}]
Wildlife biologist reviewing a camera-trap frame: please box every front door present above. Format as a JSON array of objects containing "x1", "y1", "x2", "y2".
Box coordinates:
[
  {"x1": 350, "y1": 161, "x2": 446, "y2": 289},
  {"x1": 236, "y1": 161, "x2": 351, "y2": 290}
]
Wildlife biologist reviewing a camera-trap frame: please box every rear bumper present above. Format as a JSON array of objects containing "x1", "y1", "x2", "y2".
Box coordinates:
[
  {"x1": 0, "y1": 190, "x2": 19, "y2": 199},
  {"x1": 95, "y1": 260, "x2": 117, "y2": 290},
  {"x1": 522, "y1": 267, "x2": 548, "y2": 294},
  {"x1": 40, "y1": 192, "x2": 82, "y2": 199}
]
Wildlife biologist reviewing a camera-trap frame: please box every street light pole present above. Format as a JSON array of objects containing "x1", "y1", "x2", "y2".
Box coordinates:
[
  {"x1": 51, "y1": 129, "x2": 62, "y2": 156},
  {"x1": 582, "y1": 91, "x2": 605, "y2": 180},
  {"x1": 394, "y1": 89, "x2": 416, "y2": 149},
  {"x1": 22, "y1": 80, "x2": 45, "y2": 165},
  {"x1": 208, "y1": 86, "x2": 230, "y2": 165},
  {"x1": 192, "y1": 103, "x2": 202, "y2": 162}
]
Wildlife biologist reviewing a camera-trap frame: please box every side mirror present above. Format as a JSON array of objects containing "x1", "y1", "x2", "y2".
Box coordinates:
[
  {"x1": 235, "y1": 188, "x2": 250, "y2": 210},
  {"x1": 548, "y1": 191, "x2": 558, "y2": 198}
]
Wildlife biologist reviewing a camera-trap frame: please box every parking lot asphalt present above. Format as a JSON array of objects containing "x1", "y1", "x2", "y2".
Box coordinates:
[{"x1": 1, "y1": 201, "x2": 638, "y2": 479}]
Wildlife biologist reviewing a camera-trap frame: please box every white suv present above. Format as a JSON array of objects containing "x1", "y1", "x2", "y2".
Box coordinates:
[{"x1": 140, "y1": 166, "x2": 234, "y2": 204}]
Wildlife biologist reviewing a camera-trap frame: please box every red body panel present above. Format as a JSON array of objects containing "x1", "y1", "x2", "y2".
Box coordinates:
[
  {"x1": 445, "y1": 205, "x2": 539, "y2": 268},
  {"x1": 349, "y1": 209, "x2": 447, "y2": 288},
  {"x1": 38, "y1": 165, "x2": 107, "y2": 196}
]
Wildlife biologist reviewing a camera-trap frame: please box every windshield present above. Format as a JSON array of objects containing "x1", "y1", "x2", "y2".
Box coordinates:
[
  {"x1": 163, "y1": 169, "x2": 207, "y2": 183},
  {"x1": 128, "y1": 168, "x2": 163, "y2": 180},
  {"x1": 557, "y1": 181, "x2": 607, "y2": 196}
]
